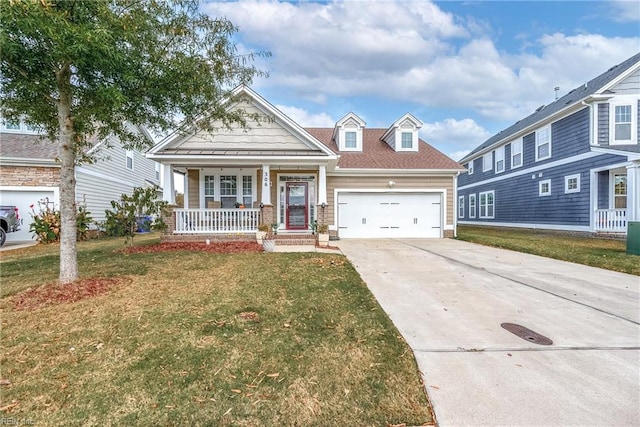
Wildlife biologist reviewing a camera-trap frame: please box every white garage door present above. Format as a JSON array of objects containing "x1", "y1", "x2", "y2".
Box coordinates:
[
  {"x1": 0, "y1": 187, "x2": 58, "y2": 242},
  {"x1": 337, "y1": 192, "x2": 442, "y2": 238}
]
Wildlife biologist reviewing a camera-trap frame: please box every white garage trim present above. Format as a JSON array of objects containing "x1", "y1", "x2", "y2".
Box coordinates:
[
  {"x1": 0, "y1": 186, "x2": 60, "y2": 203},
  {"x1": 333, "y1": 188, "x2": 447, "y2": 238},
  {"x1": 0, "y1": 186, "x2": 60, "y2": 242}
]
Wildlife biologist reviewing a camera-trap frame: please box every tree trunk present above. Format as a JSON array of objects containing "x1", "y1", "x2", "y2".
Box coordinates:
[{"x1": 56, "y1": 64, "x2": 78, "y2": 284}]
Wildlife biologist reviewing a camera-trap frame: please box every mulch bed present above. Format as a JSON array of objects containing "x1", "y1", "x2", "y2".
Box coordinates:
[
  {"x1": 12, "y1": 277, "x2": 125, "y2": 311},
  {"x1": 121, "y1": 241, "x2": 263, "y2": 254}
]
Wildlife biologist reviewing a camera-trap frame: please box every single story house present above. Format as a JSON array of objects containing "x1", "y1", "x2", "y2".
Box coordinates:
[
  {"x1": 457, "y1": 52, "x2": 640, "y2": 235},
  {"x1": 147, "y1": 86, "x2": 464, "y2": 240}
]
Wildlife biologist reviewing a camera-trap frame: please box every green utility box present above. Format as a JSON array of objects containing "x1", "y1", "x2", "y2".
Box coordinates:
[{"x1": 627, "y1": 222, "x2": 640, "y2": 255}]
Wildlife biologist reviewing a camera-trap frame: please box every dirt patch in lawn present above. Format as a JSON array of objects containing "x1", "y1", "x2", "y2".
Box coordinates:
[
  {"x1": 121, "y1": 241, "x2": 262, "y2": 254},
  {"x1": 11, "y1": 277, "x2": 126, "y2": 311}
]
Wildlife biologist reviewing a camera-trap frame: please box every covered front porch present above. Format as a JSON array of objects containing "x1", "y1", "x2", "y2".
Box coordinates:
[
  {"x1": 592, "y1": 162, "x2": 639, "y2": 234},
  {"x1": 162, "y1": 163, "x2": 331, "y2": 237}
]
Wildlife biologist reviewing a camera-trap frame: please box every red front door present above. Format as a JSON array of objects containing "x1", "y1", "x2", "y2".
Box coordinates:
[{"x1": 286, "y1": 182, "x2": 308, "y2": 229}]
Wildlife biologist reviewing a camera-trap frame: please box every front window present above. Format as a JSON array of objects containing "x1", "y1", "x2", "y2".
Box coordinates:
[
  {"x1": 495, "y1": 146, "x2": 505, "y2": 173},
  {"x1": 479, "y1": 191, "x2": 494, "y2": 218},
  {"x1": 511, "y1": 139, "x2": 523, "y2": 168},
  {"x1": 614, "y1": 105, "x2": 632, "y2": 143},
  {"x1": 155, "y1": 163, "x2": 160, "y2": 181},
  {"x1": 401, "y1": 132, "x2": 413, "y2": 149},
  {"x1": 467, "y1": 160, "x2": 474, "y2": 175},
  {"x1": 536, "y1": 127, "x2": 551, "y2": 161},
  {"x1": 539, "y1": 179, "x2": 551, "y2": 197},
  {"x1": 242, "y1": 175, "x2": 253, "y2": 207},
  {"x1": 469, "y1": 194, "x2": 476, "y2": 218},
  {"x1": 614, "y1": 174, "x2": 627, "y2": 209},
  {"x1": 458, "y1": 196, "x2": 464, "y2": 218},
  {"x1": 345, "y1": 131, "x2": 357, "y2": 148},
  {"x1": 220, "y1": 175, "x2": 237, "y2": 208},
  {"x1": 204, "y1": 175, "x2": 215, "y2": 207}
]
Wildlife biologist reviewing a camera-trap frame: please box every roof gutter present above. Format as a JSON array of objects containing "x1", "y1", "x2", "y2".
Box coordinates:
[{"x1": 0, "y1": 157, "x2": 59, "y2": 167}]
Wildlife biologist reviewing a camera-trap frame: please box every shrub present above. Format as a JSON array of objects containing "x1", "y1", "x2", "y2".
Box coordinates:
[
  {"x1": 29, "y1": 198, "x2": 93, "y2": 243},
  {"x1": 103, "y1": 187, "x2": 168, "y2": 244}
]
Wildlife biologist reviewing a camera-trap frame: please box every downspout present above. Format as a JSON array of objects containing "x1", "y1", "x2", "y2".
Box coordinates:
[
  {"x1": 582, "y1": 100, "x2": 596, "y2": 231},
  {"x1": 453, "y1": 172, "x2": 460, "y2": 238}
]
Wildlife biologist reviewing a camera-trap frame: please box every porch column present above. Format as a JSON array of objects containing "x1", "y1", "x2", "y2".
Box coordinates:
[
  {"x1": 627, "y1": 161, "x2": 640, "y2": 222},
  {"x1": 318, "y1": 165, "x2": 327, "y2": 205},
  {"x1": 162, "y1": 164, "x2": 175, "y2": 204},
  {"x1": 261, "y1": 165, "x2": 271, "y2": 205}
]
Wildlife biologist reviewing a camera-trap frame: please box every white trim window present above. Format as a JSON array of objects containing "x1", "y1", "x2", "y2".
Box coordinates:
[
  {"x1": 458, "y1": 196, "x2": 464, "y2": 218},
  {"x1": 539, "y1": 179, "x2": 551, "y2": 196},
  {"x1": 564, "y1": 174, "x2": 580, "y2": 194},
  {"x1": 155, "y1": 163, "x2": 161, "y2": 181},
  {"x1": 220, "y1": 175, "x2": 237, "y2": 208},
  {"x1": 242, "y1": 175, "x2": 253, "y2": 207},
  {"x1": 469, "y1": 194, "x2": 476, "y2": 218},
  {"x1": 610, "y1": 103, "x2": 636, "y2": 144},
  {"x1": 345, "y1": 131, "x2": 357, "y2": 148},
  {"x1": 613, "y1": 173, "x2": 627, "y2": 208},
  {"x1": 401, "y1": 132, "x2": 413, "y2": 149},
  {"x1": 535, "y1": 126, "x2": 551, "y2": 161},
  {"x1": 494, "y1": 146, "x2": 505, "y2": 173},
  {"x1": 125, "y1": 150, "x2": 134, "y2": 170},
  {"x1": 479, "y1": 190, "x2": 494, "y2": 218},
  {"x1": 511, "y1": 139, "x2": 523, "y2": 169},
  {"x1": 467, "y1": 160, "x2": 474, "y2": 175},
  {"x1": 483, "y1": 152, "x2": 492, "y2": 172},
  {"x1": 204, "y1": 175, "x2": 215, "y2": 207}
]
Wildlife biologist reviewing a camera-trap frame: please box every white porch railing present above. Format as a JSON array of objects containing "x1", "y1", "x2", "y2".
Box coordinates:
[
  {"x1": 594, "y1": 209, "x2": 627, "y2": 233},
  {"x1": 174, "y1": 208, "x2": 261, "y2": 233}
]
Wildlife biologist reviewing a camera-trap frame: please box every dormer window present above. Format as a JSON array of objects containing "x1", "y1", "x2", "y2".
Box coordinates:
[
  {"x1": 401, "y1": 132, "x2": 413, "y2": 149},
  {"x1": 381, "y1": 113, "x2": 423, "y2": 152},
  {"x1": 333, "y1": 112, "x2": 365, "y2": 152},
  {"x1": 345, "y1": 131, "x2": 357, "y2": 148}
]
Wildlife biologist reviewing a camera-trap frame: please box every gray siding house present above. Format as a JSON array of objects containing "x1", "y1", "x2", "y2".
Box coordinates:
[
  {"x1": 457, "y1": 53, "x2": 640, "y2": 235},
  {"x1": 0, "y1": 122, "x2": 162, "y2": 241}
]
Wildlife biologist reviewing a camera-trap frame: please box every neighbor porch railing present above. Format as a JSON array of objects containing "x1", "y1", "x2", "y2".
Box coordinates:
[
  {"x1": 174, "y1": 208, "x2": 261, "y2": 233},
  {"x1": 594, "y1": 208, "x2": 627, "y2": 233}
]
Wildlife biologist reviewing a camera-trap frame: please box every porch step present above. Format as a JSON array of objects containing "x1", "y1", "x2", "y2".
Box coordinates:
[{"x1": 273, "y1": 234, "x2": 317, "y2": 246}]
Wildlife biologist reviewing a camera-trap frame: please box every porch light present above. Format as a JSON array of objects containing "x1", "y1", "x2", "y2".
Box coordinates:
[{"x1": 388, "y1": 180, "x2": 395, "y2": 188}]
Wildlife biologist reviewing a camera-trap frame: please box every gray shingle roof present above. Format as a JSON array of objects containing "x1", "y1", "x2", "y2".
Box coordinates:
[{"x1": 461, "y1": 52, "x2": 640, "y2": 163}]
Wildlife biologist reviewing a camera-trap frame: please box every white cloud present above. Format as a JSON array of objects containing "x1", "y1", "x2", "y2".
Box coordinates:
[
  {"x1": 609, "y1": 1, "x2": 640, "y2": 22},
  {"x1": 275, "y1": 105, "x2": 335, "y2": 127},
  {"x1": 420, "y1": 118, "x2": 491, "y2": 160},
  {"x1": 203, "y1": 0, "x2": 639, "y2": 127}
]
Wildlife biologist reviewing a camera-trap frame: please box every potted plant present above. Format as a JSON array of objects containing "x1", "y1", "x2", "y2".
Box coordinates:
[
  {"x1": 262, "y1": 228, "x2": 276, "y2": 252},
  {"x1": 317, "y1": 223, "x2": 329, "y2": 247},
  {"x1": 256, "y1": 223, "x2": 269, "y2": 244}
]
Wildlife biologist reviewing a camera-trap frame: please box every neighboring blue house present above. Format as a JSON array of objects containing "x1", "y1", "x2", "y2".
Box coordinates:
[{"x1": 457, "y1": 53, "x2": 640, "y2": 235}]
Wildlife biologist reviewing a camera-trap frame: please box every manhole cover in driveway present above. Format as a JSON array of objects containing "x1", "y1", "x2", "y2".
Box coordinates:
[{"x1": 501, "y1": 323, "x2": 553, "y2": 345}]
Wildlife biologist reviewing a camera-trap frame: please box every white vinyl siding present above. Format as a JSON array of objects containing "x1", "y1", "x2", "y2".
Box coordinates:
[
  {"x1": 539, "y1": 179, "x2": 551, "y2": 196},
  {"x1": 458, "y1": 196, "x2": 464, "y2": 218},
  {"x1": 479, "y1": 190, "x2": 494, "y2": 219},
  {"x1": 483, "y1": 152, "x2": 492, "y2": 172},
  {"x1": 564, "y1": 174, "x2": 580, "y2": 194},
  {"x1": 511, "y1": 139, "x2": 523, "y2": 169},
  {"x1": 469, "y1": 194, "x2": 476, "y2": 218},
  {"x1": 535, "y1": 126, "x2": 551, "y2": 161},
  {"x1": 494, "y1": 146, "x2": 505, "y2": 173}
]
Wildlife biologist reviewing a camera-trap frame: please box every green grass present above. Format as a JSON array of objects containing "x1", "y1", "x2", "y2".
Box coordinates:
[
  {"x1": 457, "y1": 225, "x2": 639, "y2": 275},
  {"x1": 0, "y1": 235, "x2": 432, "y2": 426}
]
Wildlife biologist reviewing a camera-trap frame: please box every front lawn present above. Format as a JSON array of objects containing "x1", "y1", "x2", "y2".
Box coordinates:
[
  {"x1": 457, "y1": 225, "x2": 639, "y2": 275},
  {"x1": 0, "y1": 235, "x2": 432, "y2": 426}
]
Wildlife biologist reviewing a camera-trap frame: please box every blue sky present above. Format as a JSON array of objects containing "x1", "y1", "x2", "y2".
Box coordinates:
[{"x1": 201, "y1": 0, "x2": 640, "y2": 161}]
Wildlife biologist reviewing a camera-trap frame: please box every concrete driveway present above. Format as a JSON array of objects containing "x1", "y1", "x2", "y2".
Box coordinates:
[{"x1": 338, "y1": 238, "x2": 640, "y2": 427}]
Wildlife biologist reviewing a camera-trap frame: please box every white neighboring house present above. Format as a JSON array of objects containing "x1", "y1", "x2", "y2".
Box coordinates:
[{"x1": 0, "y1": 120, "x2": 163, "y2": 242}]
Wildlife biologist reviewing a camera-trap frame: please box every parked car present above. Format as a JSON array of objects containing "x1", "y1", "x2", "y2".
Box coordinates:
[{"x1": 0, "y1": 205, "x2": 22, "y2": 247}]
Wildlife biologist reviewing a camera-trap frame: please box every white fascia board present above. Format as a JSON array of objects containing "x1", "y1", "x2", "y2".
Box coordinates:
[
  {"x1": 597, "y1": 59, "x2": 640, "y2": 92},
  {"x1": 329, "y1": 168, "x2": 464, "y2": 176},
  {"x1": 591, "y1": 146, "x2": 640, "y2": 160},
  {"x1": 146, "y1": 154, "x2": 337, "y2": 166},
  {"x1": 0, "y1": 157, "x2": 59, "y2": 167}
]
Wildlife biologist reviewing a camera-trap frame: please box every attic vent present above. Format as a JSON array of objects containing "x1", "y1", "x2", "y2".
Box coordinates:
[
  {"x1": 535, "y1": 105, "x2": 545, "y2": 112},
  {"x1": 565, "y1": 99, "x2": 573, "y2": 105}
]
